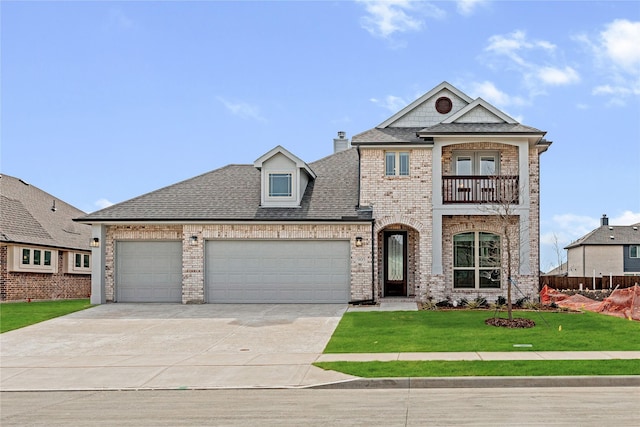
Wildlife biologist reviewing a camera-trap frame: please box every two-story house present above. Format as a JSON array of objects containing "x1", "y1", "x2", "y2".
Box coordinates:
[
  {"x1": 565, "y1": 214, "x2": 640, "y2": 277},
  {"x1": 77, "y1": 82, "x2": 551, "y2": 305}
]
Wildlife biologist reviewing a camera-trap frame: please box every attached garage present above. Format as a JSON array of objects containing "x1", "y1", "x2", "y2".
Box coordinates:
[
  {"x1": 206, "y1": 240, "x2": 350, "y2": 303},
  {"x1": 115, "y1": 241, "x2": 182, "y2": 302}
]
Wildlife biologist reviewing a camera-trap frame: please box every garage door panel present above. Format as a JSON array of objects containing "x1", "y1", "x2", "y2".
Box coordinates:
[
  {"x1": 206, "y1": 240, "x2": 350, "y2": 303},
  {"x1": 116, "y1": 241, "x2": 182, "y2": 303}
]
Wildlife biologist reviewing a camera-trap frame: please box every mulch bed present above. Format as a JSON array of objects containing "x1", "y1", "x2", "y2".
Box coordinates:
[{"x1": 485, "y1": 317, "x2": 536, "y2": 328}]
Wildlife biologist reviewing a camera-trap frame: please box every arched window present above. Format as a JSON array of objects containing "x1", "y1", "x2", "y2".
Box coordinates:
[{"x1": 453, "y1": 232, "x2": 501, "y2": 289}]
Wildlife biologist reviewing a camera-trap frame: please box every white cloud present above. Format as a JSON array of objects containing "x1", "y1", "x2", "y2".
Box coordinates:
[
  {"x1": 574, "y1": 19, "x2": 640, "y2": 103},
  {"x1": 357, "y1": 0, "x2": 444, "y2": 39},
  {"x1": 601, "y1": 19, "x2": 640, "y2": 73},
  {"x1": 370, "y1": 95, "x2": 408, "y2": 112},
  {"x1": 485, "y1": 30, "x2": 556, "y2": 66},
  {"x1": 95, "y1": 198, "x2": 114, "y2": 209},
  {"x1": 217, "y1": 97, "x2": 267, "y2": 123},
  {"x1": 610, "y1": 210, "x2": 640, "y2": 226},
  {"x1": 537, "y1": 66, "x2": 580, "y2": 86},
  {"x1": 456, "y1": 0, "x2": 486, "y2": 16},
  {"x1": 469, "y1": 81, "x2": 527, "y2": 108}
]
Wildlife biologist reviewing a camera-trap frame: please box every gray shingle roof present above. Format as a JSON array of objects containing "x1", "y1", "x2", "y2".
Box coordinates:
[
  {"x1": 565, "y1": 224, "x2": 640, "y2": 248},
  {"x1": 351, "y1": 123, "x2": 544, "y2": 145},
  {"x1": 417, "y1": 123, "x2": 545, "y2": 135},
  {"x1": 0, "y1": 175, "x2": 91, "y2": 250},
  {"x1": 77, "y1": 148, "x2": 371, "y2": 222},
  {"x1": 351, "y1": 127, "x2": 425, "y2": 145}
]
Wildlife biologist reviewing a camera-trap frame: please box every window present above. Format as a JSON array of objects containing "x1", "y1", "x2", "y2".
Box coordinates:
[
  {"x1": 268, "y1": 173, "x2": 292, "y2": 197},
  {"x1": 454, "y1": 152, "x2": 499, "y2": 175},
  {"x1": 453, "y1": 232, "x2": 501, "y2": 289},
  {"x1": 65, "y1": 252, "x2": 91, "y2": 274},
  {"x1": 13, "y1": 247, "x2": 57, "y2": 273},
  {"x1": 385, "y1": 151, "x2": 409, "y2": 176},
  {"x1": 630, "y1": 246, "x2": 640, "y2": 258}
]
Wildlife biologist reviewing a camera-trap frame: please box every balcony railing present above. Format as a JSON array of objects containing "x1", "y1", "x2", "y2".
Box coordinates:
[{"x1": 443, "y1": 175, "x2": 519, "y2": 204}]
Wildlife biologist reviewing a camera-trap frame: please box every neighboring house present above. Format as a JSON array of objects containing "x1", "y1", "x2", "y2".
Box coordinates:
[
  {"x1": 77, "y1": 81, "x2": 551, "y2": 305},
  {"x1": 1, "y1": 175, "x2": 92, "y2": 301},
  {"x1": 543, "y1": 262, "x2": 568, "y2": 277},
  {"x1": 565, "y1": 214, "x2": 640, "y2": 277}
]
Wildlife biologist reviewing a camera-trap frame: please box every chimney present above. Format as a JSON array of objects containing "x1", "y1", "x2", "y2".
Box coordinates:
[
  {"x1": 333, "y1": 131, "x2": 350, "y2": 153},
  {"x1": 601, "y1": 214, "x2": 609, "y2": 226}
]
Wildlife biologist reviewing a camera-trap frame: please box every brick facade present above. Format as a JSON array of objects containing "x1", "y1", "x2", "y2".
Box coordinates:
[
  {"x1": 0, "y1": 245, "x2": 91, "y2": 301},
  {"x1": 358, "y1": 141, "x2": 540, "y2": 305},
  {"x1": 104, "y1": 223, "x2": 373, "y2": 303}
]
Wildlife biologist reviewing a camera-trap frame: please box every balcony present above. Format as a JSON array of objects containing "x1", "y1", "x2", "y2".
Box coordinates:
[{"x1": 443, "y1": 175, "x2": 519, "y2": 204}]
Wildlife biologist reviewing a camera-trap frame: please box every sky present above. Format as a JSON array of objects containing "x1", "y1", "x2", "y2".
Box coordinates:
[{"x1": 2, "y1": 0, "x2": 639, "y2": 271}]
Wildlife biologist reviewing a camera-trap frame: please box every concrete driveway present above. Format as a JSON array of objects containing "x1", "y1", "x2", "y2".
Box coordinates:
[{"x1": 0, "y1": 304, "x2": 354, "y2": 390}]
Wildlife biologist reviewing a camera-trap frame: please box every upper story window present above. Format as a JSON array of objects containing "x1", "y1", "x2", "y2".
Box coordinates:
[
  {"x1": 630, "y1": 245, "x2": 640, "y2": 258},
  {"x1": 453, "y1": 232, "x2": 501, "y2": 289},
  {"x1": 454, "y1": 151, "x2": 499, "y2": 175},
  {"x1": 385, "y1": 151, "x2": 409, "y2": 176},
  {"x1": 268, "y1": 173, "x2": 292, "y2": 197}
]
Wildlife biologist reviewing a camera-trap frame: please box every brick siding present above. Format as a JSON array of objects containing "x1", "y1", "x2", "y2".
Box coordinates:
[
  {"x1": 0, "y1": 245, "x2": 91, "y2": 301},
  {"x1": 105, "y1": 223, "x2": 373, "y2": 304}
]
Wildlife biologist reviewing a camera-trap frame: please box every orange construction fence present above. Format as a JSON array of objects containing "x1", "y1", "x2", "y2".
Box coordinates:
[{"x1": 540, "y1": 284, "x2": 640, "y2": 321}]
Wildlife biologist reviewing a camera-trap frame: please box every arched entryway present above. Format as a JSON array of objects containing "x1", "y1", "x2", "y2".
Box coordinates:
[{"x1": 378, "y1": 224, "x2": 419, "y2": 298}]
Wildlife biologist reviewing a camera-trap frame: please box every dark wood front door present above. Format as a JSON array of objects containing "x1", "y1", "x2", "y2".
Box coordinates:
[{"x1": 384, "y1": 231, "x2": 407, "y2": 297}]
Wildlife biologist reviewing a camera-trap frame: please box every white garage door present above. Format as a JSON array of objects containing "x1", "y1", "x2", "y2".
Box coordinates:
[
  {"x1": 206, "y1": 240, "x2": 350, "y2": 303},
  {"x1": 116, "y1": 241, "x2": 182, "y2": 303}
]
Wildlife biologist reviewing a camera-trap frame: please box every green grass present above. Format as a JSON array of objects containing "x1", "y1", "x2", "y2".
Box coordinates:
[
  {"x1": 314, "y1": 359, "x2": 640, "y2": 377},
  {"x1": 1, "y1": 299, "x2": 93, "y2": 333},
  {"x1": 324, "y1": 310, "x2": 640, "y2": 353}
]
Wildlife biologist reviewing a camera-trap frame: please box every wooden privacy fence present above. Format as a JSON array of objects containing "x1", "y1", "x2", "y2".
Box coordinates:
[{"x1": 540, "y1": 275, "x2": 640, "y2": 291}]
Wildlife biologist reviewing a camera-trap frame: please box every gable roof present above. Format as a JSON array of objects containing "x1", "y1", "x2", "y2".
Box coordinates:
[
  {"x1": 76, "y1": 148, "x2": 371, "y2": 223},
  {"x1": 253, "y1": 145, "x2": 317, "y2": 179},
  {"x1": 377, "y1": 81, "x2": 474, "y2": 128},
  {"x1": 0, "y1": 175, "x2": 90, "y2": 250},
  {"x1": 565, "y1": 223, "x2": 640, "y2": 249},
  {"x1": 352, "y1": 81, "x2": 547, "y2": 146}
]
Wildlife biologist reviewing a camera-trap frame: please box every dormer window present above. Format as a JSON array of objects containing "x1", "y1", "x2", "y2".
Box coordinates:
[
  {"x1": 254, "y1": 145, "x2": 316, "y2": 208},
  {"x1": 269, "y1": 173, "x2": 292, "y2": 197}
]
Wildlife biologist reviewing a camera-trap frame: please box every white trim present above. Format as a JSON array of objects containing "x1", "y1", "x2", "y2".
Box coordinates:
[
  {"x1": 377, "y1": 81, "x2": 474, "y2": 128},
  {"x1": 443, "y1": 98, "x2": 517, "y2": 124}
]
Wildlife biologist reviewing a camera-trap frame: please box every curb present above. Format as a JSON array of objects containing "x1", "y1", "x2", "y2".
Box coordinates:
[{"x1": 309, "y1": 375, "x2": 640, "y2": 389}]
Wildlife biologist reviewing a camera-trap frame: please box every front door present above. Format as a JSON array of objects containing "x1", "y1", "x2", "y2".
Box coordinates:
[{"x1": 384, "y1": 231, "x2": 407, "y2": 297}]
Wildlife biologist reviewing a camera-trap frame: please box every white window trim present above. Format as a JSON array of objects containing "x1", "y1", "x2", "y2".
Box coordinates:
[
  {"x1": 7, "y1": 245, "x2": 58, "y2": 273},
  {"x1": 262, "y1": 170, "x2": 299, "y2": 207},
  {"x1": 630, "y1": 245, "x2": 640, "y2": 258},
  {"x1": 385, "y1": 151, "x2": 410, "y2": 176},
  {"x1": 453, "y1": 151, "x2": 500, "y2": 175},
  {"x1": 453, "y1": 232, "x2": 501, "y2": 289}
]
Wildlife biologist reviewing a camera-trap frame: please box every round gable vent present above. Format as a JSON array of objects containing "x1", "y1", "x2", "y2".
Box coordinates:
[{"x1": 435, "y1": 96, "x2": 452, "y2": 114}]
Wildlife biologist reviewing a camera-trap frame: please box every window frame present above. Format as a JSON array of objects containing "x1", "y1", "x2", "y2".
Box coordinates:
[
  {"x1": 65, "y1": 251, "x2": 91, "y2": 274},
  {"x1": 453, "y1": 231, "x2": 501, "y2": 289},
  {"x1": 11, "y1": 246, "x2": 57, "y2": 273},
  {"x1": 453, "y1": 151, "x2": 500, "y2": 175},
  {"x1": 268, "y1": 172, "x2": 293, "y2": 197},
  {"x1": 630, "y1": 245, "x2": 640, "y2": 259},
  {"x1": 385, "y1": 151, "x2": 410, "y2": 177}
]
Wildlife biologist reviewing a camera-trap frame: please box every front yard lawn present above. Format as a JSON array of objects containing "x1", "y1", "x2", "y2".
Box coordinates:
[
  {"x1": 324, "y1": 310, "x2": 640, "y2": 353},
  {"x1": 317, "y1": 310, "x2": 640, "y2": 377},
  {"x1": 0, "y1": 299, "x2": 93, "y2": 333},
  {"x1": 314, "y1": 359, "x2": 640, "y2": 377}
]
